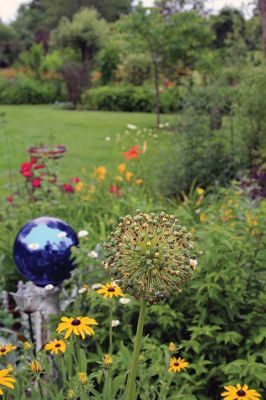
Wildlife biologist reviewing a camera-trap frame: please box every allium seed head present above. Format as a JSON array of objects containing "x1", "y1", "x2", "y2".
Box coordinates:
[{"x1": 104, "y1": 211, "x2": 195, "y2": 303}]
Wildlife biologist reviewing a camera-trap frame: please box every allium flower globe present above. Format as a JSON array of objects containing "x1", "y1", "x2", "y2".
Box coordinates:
[{"x1": 103, "y1": 211, "x2": 195, "y2": 303}]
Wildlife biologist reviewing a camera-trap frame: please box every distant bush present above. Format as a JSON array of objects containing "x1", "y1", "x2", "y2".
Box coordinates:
[
  {"x1": 0, "y1": 74, "x2": 64, "y2": 104},
  {"x1": 82, "y1": 84, "x2": 181, "y2": 113},
  {"x1": 179, "y1": 83, "x2": 238, "y2": 116},
  {"x1": 82, "y1": 85, "x2": 154, "y2": 112}
]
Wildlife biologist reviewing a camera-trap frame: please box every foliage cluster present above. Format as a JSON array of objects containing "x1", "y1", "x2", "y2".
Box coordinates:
[
  {"x1": 82, "y1": 85, "x2": 181, "y2": 113},
  {"x1": 0, "y1": 179, "x2": 265, "y2": 399},
  {"x1": 0, "y1": 74, "x2": 64, "y2": 104}
]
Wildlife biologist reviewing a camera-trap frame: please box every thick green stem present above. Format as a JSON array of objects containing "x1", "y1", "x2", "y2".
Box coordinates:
[
  {"x1": 109, "y1": 299, "x2": 113, "y2": 354},
  {"x1": 103, "y1": 368, "x2": 111, "y2": 400},
  {"x1": 125, "y1": 298, "x2": 147, "y2": 400}
]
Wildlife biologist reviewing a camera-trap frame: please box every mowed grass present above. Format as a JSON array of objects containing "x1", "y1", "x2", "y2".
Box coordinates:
[{"x1": 0, "y1": 105, "x2": 173, "y2": 194}]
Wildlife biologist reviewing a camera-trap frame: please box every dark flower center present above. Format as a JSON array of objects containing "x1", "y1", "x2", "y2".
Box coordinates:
[
  {"x1": 236, "y1": 390, "x2": 246, "y2": 397},
  {"x1": 0, "y1": 348, "x2": 6, "y2": 353},
  {"x1": 174, "y1": 362, "x2": 179, "y2": 367},
  {"x1": 55, "y1": 343, "x2": 61, "y2": 348},
  {"x1": 108, "y1": 287, "x2": 115, "y2": 292},
  {"x1": 71, "y1": 319, "x2": 81, "y2": 326}
]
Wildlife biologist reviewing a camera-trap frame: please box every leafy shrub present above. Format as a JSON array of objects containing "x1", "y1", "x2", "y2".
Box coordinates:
[
  {"x1": 236, "y1": 67, "x2": 266, "y2": 153},
  {"x1": 82, "y1": 84, "x2": 181, "y2": 113},
  {"x1": 0, "y1": 74, "x2": 64, "y2": 104},
  {"x1": 122, "y1": 53, "x2": 151, "y2": 86},
  {"x1": 98, "y1": 43, "x2": 121, "y2": 84},
  {"x1": 179, "y1": 83, "x2": 238, "y2": 116},
  {"x1": 82, "y1": 85, "x2": 154, "y2": 112}
]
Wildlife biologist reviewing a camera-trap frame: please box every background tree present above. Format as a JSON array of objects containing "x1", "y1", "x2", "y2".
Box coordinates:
[
  {"x1": 122, "y1": 6, "x2": 212, "y2": 127},
  {"x1": 121, "y1": 7, "x2": 169, "y2": 127},
  {"x1": 18, "y1": 44, "x2": 45, "y2": 79},
  {"x1": 53, "y1": 8, "x2": 107, "y2": 64},
  {"x1": 0, "y1": 23, "x2": 21, "y2": 67},
  {"x1": 52, "y1": 8, "x2": 108, "y2": 106},
  {"x1": 258, "y1": 0, "x2": 266, "y2": 56},
  {"x1": 211, "y1": 7, "x2": 246, "y2": 49}
]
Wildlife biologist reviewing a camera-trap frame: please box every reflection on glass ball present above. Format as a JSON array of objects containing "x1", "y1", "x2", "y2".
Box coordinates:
[{"x1": 13, "y1": 217, "x2": 79, "y2": 287}]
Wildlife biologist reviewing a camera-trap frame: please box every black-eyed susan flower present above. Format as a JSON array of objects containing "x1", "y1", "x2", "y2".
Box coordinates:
[
  {"x1": 44, "y1": 339, "x2": 66, "y2": 355},
  {"x1": 103, "y1": 354, "x2": 113, "y2": 367},
  {"x1": 23, "y1": 341, "x2": 32, "y2": 350},
  {"x1": 97, "y1": 282, "x2": 124, "y2": 299},
  {"x1": 168, "y1": 357, "x2": 189, "y2": 372},
  {"x1": 0, "y1": 344, "x2": 16, "y2": 357},
  {"x1": 221, "y1": 384, "x2": 261, "y2": 400},
  {"x1": 56, "y1": 316, "x2": 98, "y2": 340},
  {"x1": 104, "y1": 211, "x2": 195, "y2": 303},
  {"x1": 0, "y1": 368, "x2": 16, "y2": 396},
  {"x1": 29, "y1": 360, "x2": 42, "y2": 373},
  {"x1": 78, "y1": 372, "x2": 88, "y2": 385}
]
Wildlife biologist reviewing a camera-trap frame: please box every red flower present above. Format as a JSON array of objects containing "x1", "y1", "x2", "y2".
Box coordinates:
[
  {"x1": 123, "y1": 145, "x2": 140, "y2": 161},
  {"x1": 63, "y1": 184, "x2": 75, "y2": 193},
  {"x1": 30, "y1": 157, "x2": 38, "y2": 164},
  {"x1": 22, "y1": 170, "x2": 33, "y2": 177},
  {"x1": 109, "y1": 185, "x2": 122, "y2": 196},
  {"x1": 34, "y1": 164, "x2": 45, "y2": 170},
  {"x1": 20, "y1": 162, "x2": 33, "y2": 172},
  {"x1": 7, "y1": 195, "x2": 13, "y2": 204},
  {"x1": 71, "y1": 177, "x2": 80, "y2": 183},
  {"x1": 32, "y1": 177, "x2": 42, "y2": 188}
]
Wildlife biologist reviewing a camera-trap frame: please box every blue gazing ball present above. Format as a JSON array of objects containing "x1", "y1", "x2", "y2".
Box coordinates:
[{"x1": 13, "y1": 217, "x2": 79, "y2": 287}]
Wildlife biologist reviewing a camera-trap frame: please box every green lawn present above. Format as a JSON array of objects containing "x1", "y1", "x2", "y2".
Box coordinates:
[{"x1": 0, "y1": 105, "x2": 173, "y2": 194}]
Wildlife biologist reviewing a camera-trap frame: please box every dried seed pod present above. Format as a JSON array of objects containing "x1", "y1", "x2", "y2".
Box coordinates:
[{"x1": 104, "y1": 211, "x2": 195, "y2": 303}]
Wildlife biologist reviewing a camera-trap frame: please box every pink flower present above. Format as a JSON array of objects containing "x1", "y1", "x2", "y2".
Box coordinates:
[
  {"x1": 7, "y1": 195, "x2": 13, "y2": 204},
  {"x1": 71, "y1": 177, "x2": 80, "y2": 183},
  {"x1": 32, "y1": 177, "x2": 42, "y2": 188},
  {"x1": 63, "y1": 184, "x2": 75, "y2": 193}
]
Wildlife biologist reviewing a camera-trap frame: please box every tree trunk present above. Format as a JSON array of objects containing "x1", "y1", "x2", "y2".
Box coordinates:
[
  {"x1": 259, "y1": 0, "x2": 266, "y2": 57},
  {"x1": 152, "y1": 52, "x2": 161, "y2": 128}
]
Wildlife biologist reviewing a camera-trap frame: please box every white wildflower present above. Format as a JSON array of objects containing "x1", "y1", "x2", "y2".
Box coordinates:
[
  {"x1": 91, "y1": 283, "x2": 102, "y2": 290},
  {"x1": 127, "y1": 124, "x2": 137, "y2": 130},
  {"x1": 112, "y1": 320, "x2": 120, "y2": 327},
  {"x1": 119, "y1": 298, "x2": 130, "y2": 305},
  {"x1": 78, "y1": 230, "x2": 89, "y2": 238},
  {"x1": 88, "y1": 250, "x2": 98, "y2": 259},
  {"x1": 78, "y1": 287, "x2": 88, "y2": 294}
]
